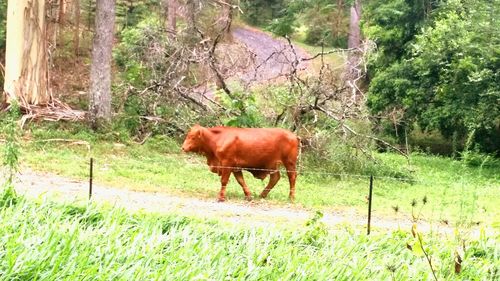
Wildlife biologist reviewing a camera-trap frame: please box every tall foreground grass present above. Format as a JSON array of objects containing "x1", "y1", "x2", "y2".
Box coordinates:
[{"x1": 0, "y1": 192, "x2": 498, "y2": 280}]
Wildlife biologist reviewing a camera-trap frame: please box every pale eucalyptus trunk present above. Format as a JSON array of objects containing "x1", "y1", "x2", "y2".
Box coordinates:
[
  {"x1": 347, "y1": 0, "x2": 361, "y2": 49},
  {"x1": 4, "y1": 0, "x2": 50, "y2": 105},
  {"x1": 347, "y1": 0, "x2": 362, "y2": 102}
]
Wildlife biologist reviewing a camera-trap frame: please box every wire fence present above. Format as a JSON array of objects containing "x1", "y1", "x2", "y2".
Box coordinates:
[
  {"x1": 26, "y1": 138, "x2": 426, "y2": 183},
  {"x1": 182, "y1": 159, "x2": 420, "y2": 183},
  {"x1": 7, "y1": 139, "x2": 496, "y2": 236}
]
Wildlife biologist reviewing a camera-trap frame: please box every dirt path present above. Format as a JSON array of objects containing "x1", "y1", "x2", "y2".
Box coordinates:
[
  {"x1": 9, "y1": 168, "x2": 468, "y2": 235},
  {"x1": 193, "y1": 26, "x2": 310, "y2": 100},
  {"x1": 232, "y1": 26, "x2": 310, "y2": 86}
]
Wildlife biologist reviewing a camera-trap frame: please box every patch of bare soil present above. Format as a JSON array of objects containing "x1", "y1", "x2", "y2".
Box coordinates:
[
  {"x1": 9, "y1": 168, "x2": 471, "y2": 236},
  {"x1": 232, "y1": 27, "x2": 310, "y2": 86}
]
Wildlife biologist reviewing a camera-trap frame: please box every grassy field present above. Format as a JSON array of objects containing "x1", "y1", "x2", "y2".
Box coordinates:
[
  {"x1": 292, "y1": 40, "x2": 347, "y2": 72},
  {"x1": 0, "y1": 192, "x2": 498, "y2": 280},
  {"x1": 13, "y1": 129, "x2": 500, "y2": 230}
]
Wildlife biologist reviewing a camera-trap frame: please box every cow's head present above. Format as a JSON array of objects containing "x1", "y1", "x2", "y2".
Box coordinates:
[{"x1": 182, "y1": 124, "x2": 203, "y2": 153}]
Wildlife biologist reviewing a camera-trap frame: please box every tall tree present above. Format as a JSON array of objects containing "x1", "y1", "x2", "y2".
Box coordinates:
[
  {"x1": 186, "y1": 0, "x2": 197, "y2": 33},
  {"x1": 220, "y1": 0, "x2": 233, "y2": 39},
  {"x1": 365, "y1": 0, "x2": 499, "y2": 152},
  {"x1": 3, "y1": 0, "x2": 50, "y2": 105},
  {"x1": 347, "y1": 0, "x2": 361, "y2": 49},
  {"x1": 58, "y1": 0, "x2": 66, "y2": 24},
  {"x1": 166, "y1": 0, "x2": 177, "y2": 37},
  {"x1": 89, "y1": 0, "x2": 115, "y2": 128},
  {"x1": 333, "y1": 0, "x2": 346, "y2": 40},
  {"x1": 74, "y1": 0, "x2": 81, "y2": 56},
  {"x1": 346, "y1": 0, "x2": 362, "y2": 102}
]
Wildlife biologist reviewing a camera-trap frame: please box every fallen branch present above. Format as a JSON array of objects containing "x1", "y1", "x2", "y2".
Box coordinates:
[
  {"x1": 315, "y1": 105, "x2": 409, "y2": 159},
  {"x1": 19, "y1": 99, "x2": 86, "y2": 128},
  {"x1": 302, "y1": 47, "x2": 358, "y2": 61},
  {"x1": 137, "y1": 132, "x2": 152, "y2": 145},
  {"x1": 33, "y1": 138, "x2": 91, "y2": 152}
]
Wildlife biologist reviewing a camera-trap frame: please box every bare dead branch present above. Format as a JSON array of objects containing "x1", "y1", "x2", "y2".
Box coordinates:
[{"x1": 315, "y1": 105, "x2": 409, "y2": 158}]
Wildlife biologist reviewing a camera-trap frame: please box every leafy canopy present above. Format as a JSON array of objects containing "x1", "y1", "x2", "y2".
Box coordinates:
[{"x1": 364, "y1": 0, "x2": 500, "y2": 153}]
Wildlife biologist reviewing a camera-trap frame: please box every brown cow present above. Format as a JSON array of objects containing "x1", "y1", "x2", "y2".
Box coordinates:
[{"x1": 181, "y1": 125, "x2": 299, "y2": 202}]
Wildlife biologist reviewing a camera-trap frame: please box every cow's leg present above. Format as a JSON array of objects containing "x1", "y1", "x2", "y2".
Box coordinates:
[
  {"x1": 233, "y1": 171, "x2": 252, "y2": 201},
  {"x1": 218, "y1": 168, "x2": 232, "y2": 202},
  {"x1": 259, "y1": 171, "x2": 280, "y2": 199},
  {"x1": 284, "y1": 163, "x2": 297, "y2": 202}
]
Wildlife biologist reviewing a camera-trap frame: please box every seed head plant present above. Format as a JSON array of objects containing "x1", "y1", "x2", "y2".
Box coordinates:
[{"x1": 1, "y1": 100, "x2": 21, "y2": 206}]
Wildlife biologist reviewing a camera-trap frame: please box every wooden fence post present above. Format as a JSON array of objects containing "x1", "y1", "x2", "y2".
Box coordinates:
[
  {"x1": 89, "y1": 157, "x2": 93, "y2": 200},
  {"x1": 367, "y1": 175, "x2": 373, "y2": 235}
]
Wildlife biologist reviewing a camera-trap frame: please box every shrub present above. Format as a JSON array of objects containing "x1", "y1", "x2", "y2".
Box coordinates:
[
  {"x1": 218, "y1": 89, "x2": 266, "y2": 128},
  {"x1": 0, "y1": 0, "x2": 6, "y2": 50},
  {"x1": 461, "y1": 149, "x2": 498, "y2": 168}
]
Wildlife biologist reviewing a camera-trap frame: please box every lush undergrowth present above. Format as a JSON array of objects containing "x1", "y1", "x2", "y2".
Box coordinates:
[
  {"x1": 0, "y1": 192, "x2": 498, "y2": 280},
  {"x1": 9, "y1": 125, "x2": 500, "y2": 229}
]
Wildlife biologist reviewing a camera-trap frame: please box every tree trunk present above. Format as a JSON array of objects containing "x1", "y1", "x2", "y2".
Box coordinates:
[
  {"x1": 186, "y1": 0, "x2": 197, "y2": 33},
  {"x1": 58, "y1": 0, "x2": 65, "y2": 24},
  {"x1": 347, "y1": 0, "x2": 361, "y2": 49},
  {"x1": 220, "y1": 0, "x2": 233, "y2": 40},
  {"x1": 166, "y1": 0, "x2": 177, "y2": 38},
  {"x1": 333, "y1": 0, "x2": 344, "y2": 40},
  {"x1": 4, "y1": 0, "x2": 50, "y2": 105},
  {"x1": 89, "y1": 0, "x2": 115, "y2": 129},
  {"x1": 74, "y1": 0, "x2": 80, "y2": 56},
  {"x1": 346, "y1": 0, "x2": 362, "y2": 102}
]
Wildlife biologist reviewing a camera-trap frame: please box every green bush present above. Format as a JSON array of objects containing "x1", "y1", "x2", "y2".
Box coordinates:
[
  {"x1": 303, "y1": 15, "x2": 347, "y2": 48},
  {"x1": 266, "y1": 13, "x2": 297, "y2": 37},
  {"x1": 240, "y1": 0, "x2": 287, "y2": 27},
  {"x1": 461, "y1": 148, "x2": 498, "y2": 168},
  {"x1": 364, "y1": 0, "x2": 500, "y2": 154},
  {"x1": 218, "y1": 89, "x2": 266, "y2": 128},
  {"x1": 0, "y1": 0, "x2": 6, "y2": 50}
]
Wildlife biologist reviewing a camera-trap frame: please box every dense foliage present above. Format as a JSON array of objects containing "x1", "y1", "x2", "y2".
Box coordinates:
[
  {"x1": 240, "y1": 0, "x2": 288, "y2": 27},
  {"x1": 364, "y1": 0, "x2": 500, "y2": 154},
  {"x1": 240, "y1": 0, "x2": 349, "y2": 47},
  {"x1": 0, "y1": 1, "x2": 5, "y2": 51},
  {"x1": 0, "y1": 0, "x2": 6, "y2": 90},
  {"x1": 1, "y1": 0, "x2": 498, "y2": 158}
]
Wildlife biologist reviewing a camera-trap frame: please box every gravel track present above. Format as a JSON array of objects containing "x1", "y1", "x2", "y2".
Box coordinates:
[
  {"x1": 232, "y1": 27, "x2": 310, "y2": 85},
  {"x1": 11, "y1": 168, "x2": 467, "y2": 235}
]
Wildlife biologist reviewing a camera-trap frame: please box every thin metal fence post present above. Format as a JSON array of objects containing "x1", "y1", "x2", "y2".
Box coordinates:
[
  {"x1": 89, "y1": 157, "x2": 93, "y2": 200},
  {"x1": 367, "y1": 175, "x2": 373, "y2": 235}
]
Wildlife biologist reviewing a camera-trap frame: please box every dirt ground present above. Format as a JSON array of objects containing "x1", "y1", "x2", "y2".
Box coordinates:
[
  {"x1": 232, "y1": 27, "x2": 310, "y2": 86},
  {"x1": 9, "y1": 168, "x2": 471, "y2": 236}
]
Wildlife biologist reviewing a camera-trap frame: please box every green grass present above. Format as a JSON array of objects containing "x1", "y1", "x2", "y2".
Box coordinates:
[
  {"x1": 12, "y1": 131, "x2": 500, "y2": 230},
  {"x1": 0, "y1": 192, "x2": 498, "y2": 280},
  {"x1": 292, "y1": 40, "x2": 346, "y2": 72}
]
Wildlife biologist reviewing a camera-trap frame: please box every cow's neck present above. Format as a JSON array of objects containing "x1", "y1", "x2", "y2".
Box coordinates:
[{"x1": 199, "y1": 127, "x2": 218, "y2": 159}]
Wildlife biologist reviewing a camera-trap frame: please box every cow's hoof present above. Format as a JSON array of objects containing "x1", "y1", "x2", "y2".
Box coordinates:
[
  {"x1": 259, "y1": 193, "x2": 268, "y2": 199},
  {"x1": 245, "y1": 196, "x2": 253, "y2": 202},
  {"x1": 217, "y1": 197, "x2": 226, "y2": 202}
]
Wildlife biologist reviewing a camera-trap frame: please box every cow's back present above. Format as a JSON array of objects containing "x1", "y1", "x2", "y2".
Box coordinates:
[{"x1": 209, "y1": 127, "x2": 299, "y2": 169}]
